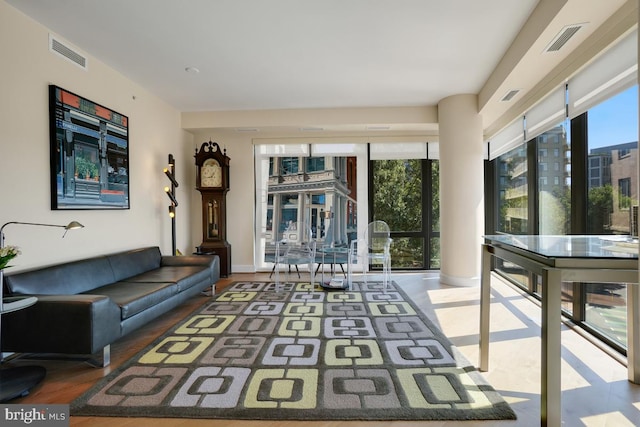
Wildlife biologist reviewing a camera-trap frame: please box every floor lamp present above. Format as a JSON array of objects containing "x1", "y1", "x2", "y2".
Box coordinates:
[
  {"x1": 0, "y1": 220, "x2": 84, "y2": 402},
  {"x1": 164, "y1": 154, "x2": 179, "y2": 255}
]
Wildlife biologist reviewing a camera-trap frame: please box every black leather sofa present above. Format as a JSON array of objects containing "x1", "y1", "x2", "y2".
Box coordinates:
[{"x1": 1, "y1": 246, "x2": 219, "y2": 366}]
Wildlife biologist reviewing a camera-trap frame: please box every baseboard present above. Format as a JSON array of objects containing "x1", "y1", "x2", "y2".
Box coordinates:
[
  {"x1": 231, "y1": 264, "x2": 257, "y2": 273},
  {"x1": 439, "y1": 272, "x2": 480, "y2": 287}
]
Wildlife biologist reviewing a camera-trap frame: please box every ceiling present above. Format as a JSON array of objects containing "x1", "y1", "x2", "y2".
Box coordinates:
[{"x1": 5, "y1": 0, "x2": 631, "y2": 134}]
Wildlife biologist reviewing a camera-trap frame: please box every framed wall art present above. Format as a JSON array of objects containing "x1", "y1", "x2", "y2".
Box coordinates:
[{"x1": 49, "y1": 85, "x2": 130, "y2": 210}]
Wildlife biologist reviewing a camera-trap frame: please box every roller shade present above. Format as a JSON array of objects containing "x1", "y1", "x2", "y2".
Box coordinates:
[
  {"x1": 256, "y1": 144, "x2": 309, "y2": 157},
  {"x1": 427, "y1": 142, "x2": 439, "y2": 160},
  {"x1": 525, "y1": 85, "x2": 567, "y2": 140},
  {"x1": 488, "y1": 118, "x2": 525, "y2": 160},
  {"x1": 568, "y1": 29, "x2": 638, "y2": 118},
  {"x1": 369, "y1": 142, "x2": 427, "y2": 160},
  {"x1": 311, "y1": 143, "x2": 367, "y2": 156}
]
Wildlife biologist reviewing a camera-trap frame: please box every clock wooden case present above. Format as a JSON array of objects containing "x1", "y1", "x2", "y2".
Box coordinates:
[{"x1": 194, "y1": 140, "x2": 231, "y2": 277}]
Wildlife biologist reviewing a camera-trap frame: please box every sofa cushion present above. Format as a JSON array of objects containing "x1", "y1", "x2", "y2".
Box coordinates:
[
  {"x1": 4, "y1": 256, "x2": 115, "y2": 296},
  {"x1": 123, "y1": 266, "x2": 211, "y2": 292},
  {"x1": 87, "y1": 282, "x2": 178, "y2": 320},
  {"x1": 106, "y1": 247, "x2": 162, "y2": 282}
]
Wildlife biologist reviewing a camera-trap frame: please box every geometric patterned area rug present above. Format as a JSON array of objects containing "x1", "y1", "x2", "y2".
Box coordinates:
[{"x1": 71, "y1": 281, "x2": 516, "y2": 421}]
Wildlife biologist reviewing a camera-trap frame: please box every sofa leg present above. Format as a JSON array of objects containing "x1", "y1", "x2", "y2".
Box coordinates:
[
  {"x1": 102, "y1": 345, "x2": 111, "y2": 367},
  {"x1": 86, "y1": 345, "x2": 111, "y2": 368},
  {"x1": 202, "y1": 284, "x2": 216, "y2": 297}
]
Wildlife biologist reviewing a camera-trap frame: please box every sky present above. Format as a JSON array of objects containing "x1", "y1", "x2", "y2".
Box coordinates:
[{"x1": 587, "y1": 85, "x2": 638, "y2": 149}]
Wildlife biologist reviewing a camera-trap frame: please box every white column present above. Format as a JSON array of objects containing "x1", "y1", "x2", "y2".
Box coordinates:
[{"x1": 438, "y1": 94, "x2": 484, "y2": 286}]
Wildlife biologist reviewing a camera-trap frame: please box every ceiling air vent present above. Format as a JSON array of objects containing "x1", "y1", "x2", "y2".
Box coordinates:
[
  {"x1": 545, "y1": 24, "x2": 585, "y2": 53},
  {"x1": 49, "y1": 33, "x2": 88, "y2": 70},
  {"x1": 501, "y1": 89, "x2": 520, "y2": 102}
]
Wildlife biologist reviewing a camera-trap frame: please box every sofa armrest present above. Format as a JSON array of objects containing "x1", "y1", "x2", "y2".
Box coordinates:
[
  {"x1": 161, "y1": 255, "x2": 220, "y2": 284},
  {"x1": 2, "y1": 294, "x2": 121, "y2": 355},
  {"x1": 161, "y1": 255, "x2": 214, "y2": 267}
]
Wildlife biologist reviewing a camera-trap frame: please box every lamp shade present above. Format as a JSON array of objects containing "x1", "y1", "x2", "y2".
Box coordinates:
[{"x1": 65, "y1": 221, "x2": 84, "y2": 230}]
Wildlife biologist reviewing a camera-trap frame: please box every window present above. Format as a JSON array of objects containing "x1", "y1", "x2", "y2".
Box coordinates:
[
  {"x1": 255, "y1": 144, "x2": 367, "y2": 271},
  {"x1": 495, "y1": 144, "x2": 529, "y2": 287},
  {"x1": 619, "y1": 178, "x2": 632, "y2": 209},
  {"x1": 279, "y1": 194, "x2": 299, "y2": 234},
  {"x1": 490, "y1": 85, "x2": 637, "y2": 353},
  {"x1": 587, "y1": 87, "x2": 638, "y2": 235},
  {"x1": 497, "y1": 146, "x2": 528, "y2": 234},
  {"x1": 538, "y1": 124, "x2": 571, "y2": 236},
  {"x1": 370, "y1": 159, "x2": 440, "y2": 269},
  {"x1": 306, "y1": 157, "x2": 325, "y2": 172},
  {"x1": 583, "y1": 88, "x2": 638, "y2": 350},
  {"x1": 280, "y1": 157, "x2": 299, "y2": 175}
]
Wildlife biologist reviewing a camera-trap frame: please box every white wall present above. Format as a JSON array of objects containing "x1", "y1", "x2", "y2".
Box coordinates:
[{"x1": 0, "y1": 2, "x2": 193, "y2": 270}]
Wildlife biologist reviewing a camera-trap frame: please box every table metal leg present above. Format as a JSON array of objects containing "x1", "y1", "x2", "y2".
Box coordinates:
[
  {"x1": 541, "y1": 268, "x2": 562, "y2": 427},
  {"x1": 479, "y1": 244, "x2": 491, "y2": 372},
  {"x1": 347, "y1": 252, "x2": 352, "y2": 291}
]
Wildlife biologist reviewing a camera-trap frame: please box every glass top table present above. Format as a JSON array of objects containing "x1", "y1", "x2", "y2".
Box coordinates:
[
  {"x1": 484, "y1": 234, "x2": 638, "y2": 259},
  {"x1": 481, "y1": 234, "x2": 639, "y2": 426},
  {"x1": 318, "y1": 246, "x2": 352, "y2": 290}
]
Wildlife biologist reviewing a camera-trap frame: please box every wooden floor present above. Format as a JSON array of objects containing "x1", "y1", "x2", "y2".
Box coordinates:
[{"x1": 7, "y1": 272, "x2": 640, "y2": 426}]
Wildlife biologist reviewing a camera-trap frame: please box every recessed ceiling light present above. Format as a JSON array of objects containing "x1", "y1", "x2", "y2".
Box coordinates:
[
  {"x1": 300, "y1": 127, "x2": 324, "y2": 131},
  {"x1": 185, "y1": 66, "x2": 200, "y2": 73}
]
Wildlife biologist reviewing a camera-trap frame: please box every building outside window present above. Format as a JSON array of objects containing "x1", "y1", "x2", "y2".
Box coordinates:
[
  {"x1": 538, "y1": 125, "x2": 570, "y2": 236},
  {"x1": 265, "y1": 156, "x2": 355, "y2": 251},
  {"x1": 498, "y1": 146, "x2": 528, "y2": 234},
  {"x1": 619, "y1": 177, "x2": 632, "y2": 209}
]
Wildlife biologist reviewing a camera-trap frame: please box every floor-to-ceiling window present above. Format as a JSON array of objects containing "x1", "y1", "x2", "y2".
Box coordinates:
[
  {"x1": 254, "y1": 143, "x2": 368, "y2": 271},
  {"x1": 534, "y1": 123, "x2": 573, "y2": 311},
  {"x1": 537, "y1": 126, "x2": 571, "y2": 236},
  {"x1": 255, "y1": 142, "x2": 438, "y2": 272},
  {"x1": 495, "y1": 143, "x2": 530, "y2": 287},
  {"x1": 488, "y1": 25, "x2": 638, "y2": 353},
  {"x1": 369, "y1": 143, "x2": 440, "y2": 270},
  {"x1": 370, "y1": 158, "x2": 440, "y2": 269},
  {"x1": 582, "y1": 85, "x2": 638, "y2": 349}
]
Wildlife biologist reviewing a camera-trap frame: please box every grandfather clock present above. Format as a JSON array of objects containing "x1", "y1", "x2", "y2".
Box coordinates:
[{"x1": 194, "y1": 140, "x2": 231, "y2": 277}]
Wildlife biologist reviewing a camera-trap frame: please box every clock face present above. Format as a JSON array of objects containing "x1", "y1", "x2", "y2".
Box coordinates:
[{"x1": 201, "y1": 159, "x2": 222, "y2": 187}]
